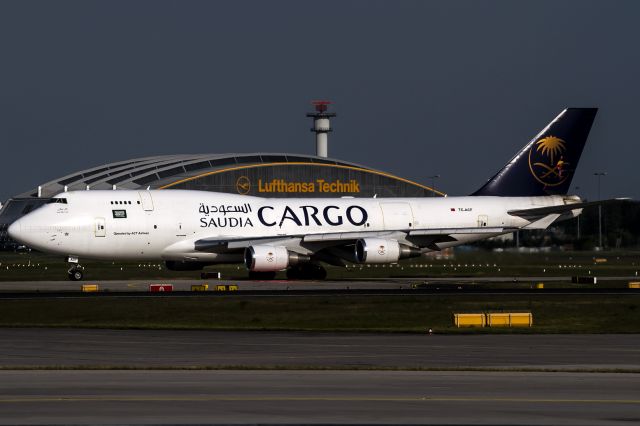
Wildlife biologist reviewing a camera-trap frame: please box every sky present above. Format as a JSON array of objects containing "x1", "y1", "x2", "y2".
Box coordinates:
[{"x1": 1, "y1": 0, "x2": 638, "y2": 202}]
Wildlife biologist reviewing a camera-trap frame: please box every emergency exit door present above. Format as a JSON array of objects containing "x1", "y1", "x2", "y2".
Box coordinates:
[{"x1": 477, "y1": 215, "x2": 489, "y2": 227}]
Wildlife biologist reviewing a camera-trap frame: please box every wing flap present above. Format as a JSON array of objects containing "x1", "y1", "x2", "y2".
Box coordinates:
[
  {"x1": 303, "y1": 231, "x2": 398, "y2": 242},
  {"x1": 409, "y1": 227, "x2": 510, "y2": 236},
  {"x1": 195, "y1": 236, "x2": 300, "y2": 252}
]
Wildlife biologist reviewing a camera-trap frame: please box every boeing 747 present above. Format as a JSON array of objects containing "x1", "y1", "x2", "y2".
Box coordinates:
[{"x1": 8, "y1": 108, "x2": 622, "y2": 280}]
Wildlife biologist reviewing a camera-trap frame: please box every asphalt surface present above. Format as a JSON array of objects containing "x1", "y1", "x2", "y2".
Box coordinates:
[
  {"x1": 0, "y1": 370, "x2": 638, "y2": 425},
  {"x1": 1, "y1": 278, "x2": 639, "y2": 299},
  {"x1": 1, "y1": 329, "x2": 639, "y2": 424},
  {"x1": 1, "y1": 329, "x2": 639, "y2": 370},
  {"x1": 1, "y1": 275, "x2": 636, "y2": 293},
  {"x1": 0, "y1": 278, "x2": 414, "y2": 292}
]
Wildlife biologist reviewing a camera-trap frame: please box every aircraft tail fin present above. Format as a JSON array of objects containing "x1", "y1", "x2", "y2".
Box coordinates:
[{"x1": 472, "y1": 108, "x2": 598, "y2": 197}]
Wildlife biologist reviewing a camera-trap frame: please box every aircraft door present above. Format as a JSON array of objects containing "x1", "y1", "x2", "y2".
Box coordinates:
[
  {"x1": 176, "y1": 222, "x2": 186, "y2": 237},
  {"x1": 138, "y1": 191, "x2": 154, "y2": 211},
  {"x1": 95, "y1": 218, "x2": 106, "y2": 237},
  {"x1": 380, "y1": 202, "x2": 414, "y2": 230},
  {"x1": 477, "y1": 215, "x2": 489, "y2": 227}
]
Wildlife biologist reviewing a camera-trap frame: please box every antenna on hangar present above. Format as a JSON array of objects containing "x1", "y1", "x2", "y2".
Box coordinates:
[{"x1": 307, "y1": 100, "x2": 336, "y2": 158}]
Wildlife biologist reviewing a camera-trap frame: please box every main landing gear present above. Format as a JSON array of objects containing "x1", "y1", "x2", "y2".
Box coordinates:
[
  {"x1": 286, "y1": 263, "x2": 327, "y2": 280},
  {"x1": 66, "y1": 256, "x2": 84, "y2": 281},
  {"x1": 247, "y1": 271, "x2": 277, "y2": 280},
  {"x1": 246, "y1": 264, "x2": 328, "y2": 281}
]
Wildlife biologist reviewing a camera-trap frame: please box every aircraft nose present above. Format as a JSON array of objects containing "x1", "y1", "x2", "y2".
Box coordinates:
[{"x1": 7, "y1": 220, "x2": 21, "y2": 241}]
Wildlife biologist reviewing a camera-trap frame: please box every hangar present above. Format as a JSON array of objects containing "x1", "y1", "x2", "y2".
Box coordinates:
[{"x1": 0, "y1": 153, "x2": 443, "y2": 249}]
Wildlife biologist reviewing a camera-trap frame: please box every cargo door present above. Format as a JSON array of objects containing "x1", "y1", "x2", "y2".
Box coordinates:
[
  {"x1": 380, "y1": 202, "x2": 414, "y2": 230},
  {"x1": 477, "y1": 214, "x2": 489, "y2": 227},
  {"x1": 138, "y1": 191, "x2": 154, "y2": 211},
  {"x1": 94, "y1": 217, "x2": 106, "y2": 237}
]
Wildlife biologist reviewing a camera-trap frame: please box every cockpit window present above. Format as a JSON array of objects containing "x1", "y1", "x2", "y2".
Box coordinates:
[{"x1": 47, "y1": 198, "x2": 68, "y2": 204}]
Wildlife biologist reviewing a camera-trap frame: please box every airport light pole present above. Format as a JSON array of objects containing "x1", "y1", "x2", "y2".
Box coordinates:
[
  {"x1": 594, "y1": 172, "x2": 607, "y2": 249},
  {"x1": 428, "y1": 175, "x2": 440, "y2": 197},
  {"x1": 574, "y1": 186, "x2": 581, "y2": 240}
]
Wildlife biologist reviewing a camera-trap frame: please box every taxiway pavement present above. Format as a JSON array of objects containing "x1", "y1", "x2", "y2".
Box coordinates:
[
  {"x1": 0, "y1": 369, "x2": 637, "y2": 425},
  {"x1": 1, "y1": 329, "x2": 639, "y2": 424},
  {"x1": 0, "y1": 275, "x2": 636, "y2": 293},
  {"x1": 1, "y1": 329, "x2": 638, "y2": 370}
]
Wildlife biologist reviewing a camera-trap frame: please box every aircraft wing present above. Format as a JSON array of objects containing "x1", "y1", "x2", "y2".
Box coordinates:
[
  {"x1": 304, "y1": 227, "x2": 515, "y2": 252},
  {"x1": 194, "y1": 232, "x2": 402, "y2": 252},
  {"x1": 194, "y1": 226, "x2": 515, "y2": 253},
  {"x1": 194, "y1": 235, "x2": 302, "y2": 252},
  {"x1": 303, "y1": 231, "x2": 403, "y2": 242},
  {"x1": 303, "y1": 227, "x2": 512, "y2": 242}
]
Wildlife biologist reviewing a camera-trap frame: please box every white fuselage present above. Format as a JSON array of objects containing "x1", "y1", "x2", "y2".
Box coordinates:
[{"x1": 8, "y1": 190, "x2": 571, "y2": 262}]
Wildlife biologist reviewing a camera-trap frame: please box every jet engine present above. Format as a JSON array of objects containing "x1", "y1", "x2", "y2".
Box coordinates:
[
  {"x1": 244, "y1": 245, "x2": 311, "y2": 272},
  {"x1": 355, "y1": 238, "x2": 421, "y2": 264}
]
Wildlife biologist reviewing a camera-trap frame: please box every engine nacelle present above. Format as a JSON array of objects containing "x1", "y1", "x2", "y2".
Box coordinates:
[
  {"x1": 355, "y1": 238, "x2": 421, "y2": 264},
  {"x1": 244, "y1": 245, "x2": 310, "y2": 272}
]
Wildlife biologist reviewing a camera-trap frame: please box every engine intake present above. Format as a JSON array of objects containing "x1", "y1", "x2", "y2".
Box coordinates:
[
  {"x1": 355, "y1": 238, "x2": 421, "y2": 264},
  {"x1": 244, "y1": 245, "x2": 310, "y2": 272}
]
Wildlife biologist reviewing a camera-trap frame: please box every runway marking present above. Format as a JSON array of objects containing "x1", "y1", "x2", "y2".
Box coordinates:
[{"x1": 0, "y1": 396, "x2": 638, "y2": 404}]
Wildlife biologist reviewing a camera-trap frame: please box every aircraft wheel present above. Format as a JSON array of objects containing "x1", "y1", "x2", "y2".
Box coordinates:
[
  {"x1": 312, "y1": 265, "x2": 327, "y2": 280},
  {"x1": 286, "y1": 267, "x2": 301, "y2": 280},
  {"x1": 68, "y1": 268, "x2": 84, "y2": 281},
  {"x1": 287, "y1": 264, "x2": 326, "y2": 280}
]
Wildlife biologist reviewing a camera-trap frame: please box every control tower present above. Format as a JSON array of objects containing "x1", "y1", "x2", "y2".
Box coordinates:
[{"x1": 306, "y1": 101, "x2": 336, "y2": 158}]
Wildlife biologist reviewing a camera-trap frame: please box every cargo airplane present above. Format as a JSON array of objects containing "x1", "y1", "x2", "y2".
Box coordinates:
[{"x1": 8, "y1": 108, "x2": 622, "y2": 280}]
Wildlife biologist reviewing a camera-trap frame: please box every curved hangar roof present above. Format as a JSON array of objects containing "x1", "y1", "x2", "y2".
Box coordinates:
[{"x1": 19, "y1": 153, "x2": 444, "y2": 199}]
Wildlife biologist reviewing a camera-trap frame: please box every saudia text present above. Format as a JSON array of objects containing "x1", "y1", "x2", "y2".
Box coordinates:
[{"x1": 198, "y1": 203, "x2": 368, "y2": 228}]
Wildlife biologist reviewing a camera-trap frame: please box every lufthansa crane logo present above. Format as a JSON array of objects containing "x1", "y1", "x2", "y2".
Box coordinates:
[
  {"x1": 236, "y1": 176, "x2": 251, "y2": 195},
  {"x1": 528, "y1": 136, "x2": 569, "y2": 187}
]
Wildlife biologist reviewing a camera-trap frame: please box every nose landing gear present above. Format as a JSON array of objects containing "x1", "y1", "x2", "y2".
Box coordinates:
[
  {"x1": 67, "y1": 266, "x2": 84, "y2": 281},
  {"x1": 66, "y1": 256, "x2": 84, "y2": 281}
]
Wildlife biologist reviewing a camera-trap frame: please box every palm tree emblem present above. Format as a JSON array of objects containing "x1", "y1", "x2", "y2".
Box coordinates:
[
  {"x1": 528, "y1": 135, "x2": 570, "y2": 186},
  {"x1": 536, "y1": 136, "x2": 566, "y2": 165}
]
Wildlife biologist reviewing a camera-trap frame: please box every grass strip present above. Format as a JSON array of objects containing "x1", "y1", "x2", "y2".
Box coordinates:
[
  {"x1": 2, "y1": 250, "x2": 640, "y2": 281},
  {"x1": 0, "y1": 294, "x2": 639, "y2": 333}
]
